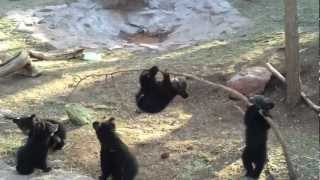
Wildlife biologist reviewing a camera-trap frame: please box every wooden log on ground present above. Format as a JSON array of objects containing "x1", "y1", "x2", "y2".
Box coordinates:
[
  {"x1": 0, "y1": 50, "x2": 42, "y2": 77},
  {"x1": 0, "y1": 51, "x2": 30, "y2": 76},
  {"x1": 29, "y1": 48, "x2": 85, "y2": 61}
]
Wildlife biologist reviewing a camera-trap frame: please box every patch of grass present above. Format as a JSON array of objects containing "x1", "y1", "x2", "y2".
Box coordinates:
[
  {"x1": 229, "y1": 0, "x2": 318, "y2": 34},
  {"x1": 0, "y1": 132, "x2": 22, "y2": 157},
  {"x1": 0, "y1": 17, "x2": 27, "y2": 52}
]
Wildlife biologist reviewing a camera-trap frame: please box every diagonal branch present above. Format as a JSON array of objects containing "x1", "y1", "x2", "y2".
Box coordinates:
[{"x1": 266, "y1": 62, "x2": 320, "y2": 112}]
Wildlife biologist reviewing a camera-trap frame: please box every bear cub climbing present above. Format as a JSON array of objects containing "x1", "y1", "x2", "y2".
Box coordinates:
[
  {"x1": 242, "y1": 95, "x2": 274, "y2": 179},
  {"x1": 136, "y1": 66, "x2": 189, "y2": 113}
]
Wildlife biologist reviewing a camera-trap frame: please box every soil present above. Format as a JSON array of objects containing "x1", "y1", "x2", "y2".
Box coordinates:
[{"x1": 0, "y1": 0, "x2": 318, "y2": 180}]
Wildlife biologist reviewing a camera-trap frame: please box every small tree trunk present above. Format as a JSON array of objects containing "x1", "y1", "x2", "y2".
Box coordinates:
[{"x1": 284, "y1": 0, "x2": 301, "y2": 106}]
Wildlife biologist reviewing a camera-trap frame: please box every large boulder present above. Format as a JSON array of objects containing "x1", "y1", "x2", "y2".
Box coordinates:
[{"x1": 227, "y1": 66, "x2": 272, "y2": 96}]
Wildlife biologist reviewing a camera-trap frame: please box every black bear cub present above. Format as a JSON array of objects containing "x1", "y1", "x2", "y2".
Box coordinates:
[
  {"x1": 242, "y1": 95, "x2": 274, "y2": 179},
  {"x1": 136, "y1": 66, "x2": 189, "y2": 113},
  {"x1": 16, "y1": 118, "x2": 59, "y2": 175},
  {"x1": 93, "y1": 117, "x2": 138, "y2": 180},
  {"x1": 10, "y1": 114, "x2": 66, "y2": 151}
]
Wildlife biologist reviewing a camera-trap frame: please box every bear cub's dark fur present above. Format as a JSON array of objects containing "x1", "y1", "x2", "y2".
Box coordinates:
[
  {"x1": 136, "y1": 66, "x2": 189, "y2": 113},
  {"x1": 16, "y1": 118, "x2": 59, "y2": 175},
  {"x1": 242, "y1": 95, "x2": 274, "y2": 179},
  {"x1": 93, "y1": 117, "x2": 138, "y2": 180},
  {"x1": 11, "y1": 114, "x2": 66, "y2": 151}
]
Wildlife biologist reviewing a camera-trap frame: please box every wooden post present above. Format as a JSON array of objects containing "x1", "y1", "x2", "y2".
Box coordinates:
[{"x1": 284, "y1": 0, "x2": 301, "y2": 106}]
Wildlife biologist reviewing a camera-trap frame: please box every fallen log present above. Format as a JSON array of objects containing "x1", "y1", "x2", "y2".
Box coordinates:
[
  {"x1": 29, "y1": 48, "x2": 85, "y2": 61},
  {"x1": 0, "y1": 50, "x2": 42, "y2": 77},
  {"x1": 0, "y1": 51, "x2": 29, "y2": 76},
  {"x1": 266, "y1": 62, "x2": 320, "y2": 112}
]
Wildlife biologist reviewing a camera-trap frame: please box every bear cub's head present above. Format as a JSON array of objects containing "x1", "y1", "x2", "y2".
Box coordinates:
[
  {"x1": 93, "y1": 117, "x2": 116, "y2": 144},
  {"x1": 12, "y1": 114, "x2": 38, "y2": 135},
  {"x1": 249, "y1": 95, "x2": 274, "y2": 116}
]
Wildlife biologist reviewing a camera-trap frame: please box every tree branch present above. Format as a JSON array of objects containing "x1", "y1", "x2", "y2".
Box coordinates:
[
  {"x1": 66, "y1": 68, "x2": 297, "y2": 179},
  {"x1": 266, "y1": 62, "x2": 320, "y2": 112},
  {"x1": 67, "y1": 69, "x2": 143, "y2": 100}
]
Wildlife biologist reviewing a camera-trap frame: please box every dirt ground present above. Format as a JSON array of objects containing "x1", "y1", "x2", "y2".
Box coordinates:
[{"x1": 0, "y1": 0, "x2": 319, "y2": 180}]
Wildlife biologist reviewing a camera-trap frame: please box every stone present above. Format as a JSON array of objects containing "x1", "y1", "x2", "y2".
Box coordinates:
[
  {"x1": 65, "y1": 103, "x2": 93, "y2": 126},
  {"x1": 227, "y1": 66, "x2": 272, "y2": 96},
  {"x1": 99, "y1": 0, "x2": 146, "y2": 9}
]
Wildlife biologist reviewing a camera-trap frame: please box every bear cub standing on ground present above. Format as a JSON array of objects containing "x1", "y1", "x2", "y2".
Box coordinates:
[
  {"x1": 93, "y1": 117, "x2": 138, "y2": 180},
  {"x1": 242, "y1": 95, "x2": 274, "y2": 179},
  {"x1": 16, "y1": 118, "x2": 59, "y2": 175},
  {"x1": 10, "y1": 114, "x2": 66, "y2": 151},
  {"x1": 136, "y1": 66, "x2": 189, "y2": 113}
]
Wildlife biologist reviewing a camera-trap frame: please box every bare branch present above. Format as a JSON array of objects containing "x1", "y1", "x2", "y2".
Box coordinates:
[
  {"x1": 66, "y1": 68, "x2": 298, "y2": 178},
  {"x1": 67, "y1": 69, "x2": 143, "y2": 100},
  {"x1": 264, "y1": 116, "x2": 297, "y2": 179},
  {"x1": 28, "y1": 48, "x2": 85, "y2": 61},
  {"x1": 167, "y1": 71, "x2": 250, "y2": 105},
  {"x1": 266, "y1": 63, "x2": 320, "y2": 112}
]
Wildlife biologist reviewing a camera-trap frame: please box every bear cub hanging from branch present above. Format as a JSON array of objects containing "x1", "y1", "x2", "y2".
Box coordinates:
[
  {"x1": 136, "y1": 66, "x2": 189, "y2": 113},
  {"x1": 16, "y1": 118, "x2": 59, "y2": 175},
  {"x1": 10, "y1": 114, "x2": 66, "y2": 151},
  {"x1": 242, "y1": 95, "x2": 274, "y2": 179},
  {"x1": 93, "y1": 117, "x2": 138, "y2": 180}
]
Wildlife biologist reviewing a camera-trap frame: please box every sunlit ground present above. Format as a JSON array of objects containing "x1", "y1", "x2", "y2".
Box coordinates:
[{"x1": 0, "y1": 0, "x2": 318, "y2": 179}]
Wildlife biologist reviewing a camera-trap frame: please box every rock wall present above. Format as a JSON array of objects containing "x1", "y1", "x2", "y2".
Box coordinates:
[{"x1": 6, "y1": 0, "x2": 251, "y2": 50}]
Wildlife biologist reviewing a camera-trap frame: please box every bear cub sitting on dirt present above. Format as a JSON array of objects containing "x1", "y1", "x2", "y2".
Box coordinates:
[
  {"x1": 93, "y1": 117, "x2": 138, "y2": 180},
  {"x1": 16, "y1": 118, "x2": 59, "y2": 175},
  {"x1": 242, "y1": 95, "x2": 274, "y2": 179},
  {"x1": 10, "y1": 114, "x2": 66, "y2": 151}
]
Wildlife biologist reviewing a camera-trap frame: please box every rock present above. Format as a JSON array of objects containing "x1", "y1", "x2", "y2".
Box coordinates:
[
  {"x1": 15, "y1": 23, "x2": 33, "y2": 33},
  {"x1": 160, "y1": 152, "x2": 170, "y2": 159},
  {"x1": 65, "y1": 103, "x2": 93, "y2": 126},
  {"x1": 0, "y1": 160, "x2": 94, "y2": 180},
  {"x1": 6, "y1": 0, "x2": 250, "y2": 50},
  {"x1": 99, "y1": 0, "x2": 146, "y2": 9},
  {"x1": 227, "y1": 66, "x2": 272, "y2": 96}
]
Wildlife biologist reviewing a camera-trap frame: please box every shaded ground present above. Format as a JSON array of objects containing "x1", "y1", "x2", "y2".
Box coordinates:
[{"x1": 0, "y1": 0, "x2": 319, "y2": 179}]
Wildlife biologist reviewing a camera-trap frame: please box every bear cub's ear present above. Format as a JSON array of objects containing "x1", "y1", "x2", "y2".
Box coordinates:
[{"x1": 93, "y1": 121, "x2": 101, "y2": 130}]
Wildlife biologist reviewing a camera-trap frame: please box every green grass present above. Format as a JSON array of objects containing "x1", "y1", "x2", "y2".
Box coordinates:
[{"x1": 0, "y1": 133, "x2": 22, "y2": 157}]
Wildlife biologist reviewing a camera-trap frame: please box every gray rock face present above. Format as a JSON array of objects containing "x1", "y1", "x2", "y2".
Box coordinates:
[
  {"x1": 0, "y1": 160, "x2": 94, "y2": 180},
  {"x1": 227, "y1": 67, "x2": 272, "y2": 96},
  {"x1": 6, "y1": 0, "x2": 251, "y2": 50},
  {"x1": 99, "y1": 0, "x2": 146, "y2": 9}
]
